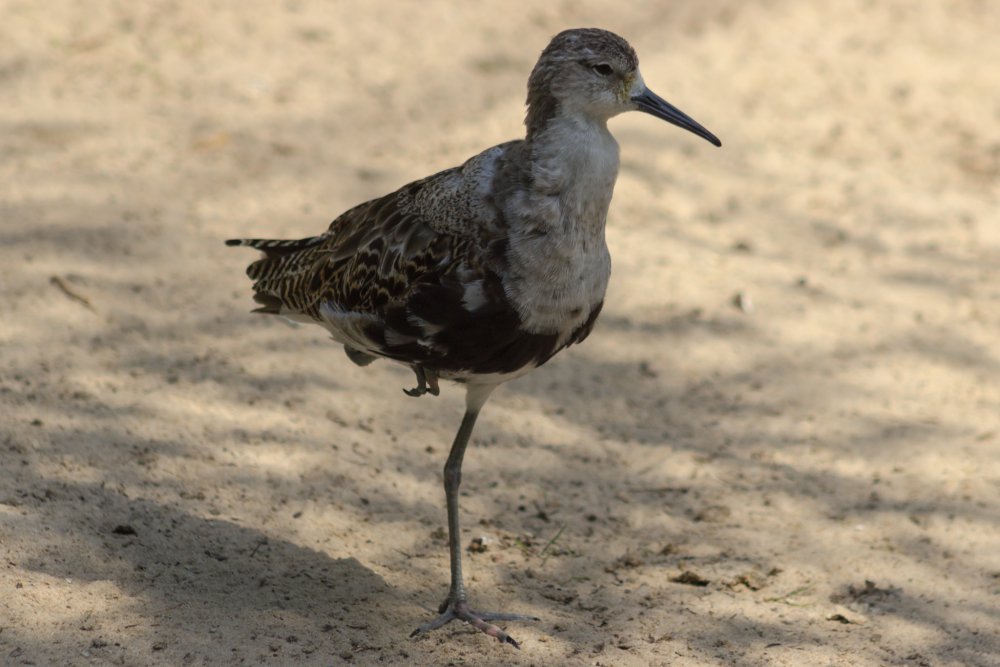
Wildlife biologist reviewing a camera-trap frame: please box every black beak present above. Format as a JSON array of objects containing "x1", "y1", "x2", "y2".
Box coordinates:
[{"x1": 632, "y1": 88, "x2": 721, "y2": 147}]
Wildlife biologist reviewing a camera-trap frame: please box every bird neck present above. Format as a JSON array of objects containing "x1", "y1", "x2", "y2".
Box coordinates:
[
  {"x1": 524, "y1": 85, "x2": 559, "y2": 139},
  {"x1": 525, "y1": 113, "x2": 621, "y2": 235}
]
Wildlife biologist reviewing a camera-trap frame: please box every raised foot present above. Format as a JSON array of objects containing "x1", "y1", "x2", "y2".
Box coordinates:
[
  {"x1": 410, "y1": 599, "x2": 539, "y2": 649},
  {"x1": 403, "y1": 365, "x2": 440, "y2": 398}
]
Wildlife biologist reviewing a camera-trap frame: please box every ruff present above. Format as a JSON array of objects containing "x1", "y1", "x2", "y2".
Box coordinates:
[{"x1": 228, "y1": 27, "x2": 719, "y2": 648}]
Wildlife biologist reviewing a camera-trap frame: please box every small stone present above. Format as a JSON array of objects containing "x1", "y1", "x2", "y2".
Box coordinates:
[
  {"x1": 732, "y1": 291, "x2": 754, "y2": 313},
  {"x1": 671, "y1": 570, "x2": 710, "y2": 587},
  {"x1": 467, "y1": 536, "x2": 490, "y2": 553}
]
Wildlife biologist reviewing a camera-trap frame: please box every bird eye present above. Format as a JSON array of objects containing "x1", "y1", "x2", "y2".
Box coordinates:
[{"x1": 590, "y1": 63, "x2": 614, "y2": 76}]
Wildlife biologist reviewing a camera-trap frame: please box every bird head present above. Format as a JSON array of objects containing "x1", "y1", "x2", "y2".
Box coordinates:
[{"x1": 527, "y1": 28, "x2": 721, "y2": 147}]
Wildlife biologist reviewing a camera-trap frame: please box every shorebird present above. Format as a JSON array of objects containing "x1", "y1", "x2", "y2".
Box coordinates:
[{"x1": 228, "y1": 28, "x2": 719, "y2": 648}]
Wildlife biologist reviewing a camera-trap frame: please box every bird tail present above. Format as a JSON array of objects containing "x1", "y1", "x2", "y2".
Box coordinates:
[{"x1": 225, "y1": 236, "x2": 326, "y2": 314}]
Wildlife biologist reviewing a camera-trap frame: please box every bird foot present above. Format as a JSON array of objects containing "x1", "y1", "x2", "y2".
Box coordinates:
[
  {"x1": 410, "y1": 598, "x2": 539, "y2": 648},
  {"x1": 403, "y1": 365, "x2": 440, "y2": 397}
]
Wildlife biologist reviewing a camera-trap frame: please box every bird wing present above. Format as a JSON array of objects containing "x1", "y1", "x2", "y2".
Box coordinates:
[{"x1": 229, "y1": 165, "x2": 568, "y2": 376}]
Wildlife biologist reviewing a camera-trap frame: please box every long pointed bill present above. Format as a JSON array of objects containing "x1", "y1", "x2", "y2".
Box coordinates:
[{"x1": 632, "y1": 88, "x2": 721, "y2": 147}]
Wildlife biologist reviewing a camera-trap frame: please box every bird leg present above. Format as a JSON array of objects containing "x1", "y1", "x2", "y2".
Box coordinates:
[
  {"x1": 410, "y1": 384, "x2": 538, "y2": 648},
  {"x1": 403, "y1": 364, "x2": 440, "y2": 397}
]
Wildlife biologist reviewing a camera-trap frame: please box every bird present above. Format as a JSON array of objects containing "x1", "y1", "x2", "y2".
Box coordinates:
[{"x1": 227, "y1": 27, "x2": 720, "y2": 649}]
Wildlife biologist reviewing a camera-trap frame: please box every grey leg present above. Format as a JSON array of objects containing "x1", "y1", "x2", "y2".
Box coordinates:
[{"x1": 410, "y1": 384, "x2": 538, "y2": 648}]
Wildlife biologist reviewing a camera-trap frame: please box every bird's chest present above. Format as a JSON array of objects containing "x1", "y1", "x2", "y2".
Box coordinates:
[
  {"x1": 500, "y1": 123, "x2": 619, "y2": 336},
  {"x1": 502, "y1": 222, "x2": 611, "y2": 337}
]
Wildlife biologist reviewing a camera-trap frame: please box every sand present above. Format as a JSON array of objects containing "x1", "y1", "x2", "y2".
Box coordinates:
[{"x1": 2, "y1": 1, "x2": 999, "y2": 665}]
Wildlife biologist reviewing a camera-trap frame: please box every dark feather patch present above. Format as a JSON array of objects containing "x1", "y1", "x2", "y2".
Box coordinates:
[
  {"x1": 251, "y1": 292, "x2": 283, "y2": 314},
  {"x1": 344, "y1": 346, "x2": 377, "y2": 367}
]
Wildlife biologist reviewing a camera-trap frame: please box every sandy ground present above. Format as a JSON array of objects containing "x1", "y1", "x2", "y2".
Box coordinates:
[{"x1": 3, "y1": 1, "x2": 1000, "y2": 665}]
